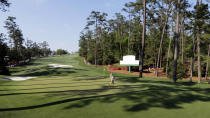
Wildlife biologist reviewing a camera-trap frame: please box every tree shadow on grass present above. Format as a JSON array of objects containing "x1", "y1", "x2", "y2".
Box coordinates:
[
  {"x1": 0, "y1": 82, "x2": 210, "y2": 112},
  {"x1": 74, "y1": 76, "x2": 108, "y2": 81},
  {"x1": 0, "y1": 83, "x2": 107, "y2": 92},
  {"x1": 10, "y1": 65, "x2": 88, "y2": 77},
  {"x1": 12, "y1": 66, "x2": 77, "y2": 77},
  {"x1": 0, "y1": 92, "x2": 120, "y2": 112},
  {"x1": 9, "y1": 62, "x2": 43, "y2": 73},
  {"x1": 62, "y1": 84, "x2": 210, "y2": 112},
  {"x1": 0, "y1": 73, "x2": 210, "y2": 112},
  {"x1": 0, "y1": 85, "x2": 117, "y2": 97},
  {"x1": 26, "y1": 62, "x2": 42, "y2": 66},
  {"x1": 117, "y1": 76, "x2": 197, "y2": 87},
  {"x1": 0, "y1": 80, "x2": 108, "y2": 87}
]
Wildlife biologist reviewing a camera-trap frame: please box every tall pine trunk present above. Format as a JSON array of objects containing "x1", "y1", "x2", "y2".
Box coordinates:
[
  {"x1": 190, "y1": 38, "x2": 196, "y2": 82},
  {"x1": 166, "y1": 38, "x2": 172, "y2": 76},
  {"x1": 95, "y1": 19, "x2": 98, "y2": 67},
  {"x1": 139, "y1": 0, "x2": 146, "y2": 78},
  {"x1": 196, "y1": 0, "x2": 201, "y2": 83},
  {"x1": 121, "y1": 23, "x2": 124, "y2": 57},
  {"x1": 128, "y1": 8, "x2": 131, "y2": 54},
  {"x1": 102, "y1": 30, "x2": 105, "y2": 65},
  {"x1": 205, "y1": 44, "x2": 210, "y2": 80},
  {"x1": 160, "y1": 49, "x2": 162, "y2": 68},
  {"x1": 173, "y1": 0, "x2": 180, "y2": 83},
  {"x1": 118, "y1": 25, "x2": 122, "y2": 59},
  {"x1": 181, "y1": 17, "x2": 185, "y2": 64},
  {"x1": 197, "y1": 30, "x2": 201, "y2": 83},
  {"x1": 181, "y1": 0, "x2": 186, "y2": 64}
]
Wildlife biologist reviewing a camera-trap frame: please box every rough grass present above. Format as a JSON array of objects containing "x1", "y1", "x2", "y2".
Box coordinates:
[{"x1": 0, "y1": 55, "x2": 210, "y2": 118}]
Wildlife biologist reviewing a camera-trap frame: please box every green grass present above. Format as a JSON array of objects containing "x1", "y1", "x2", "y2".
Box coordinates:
[{"x1": 0, "y1": 55, "x2": 210, "y2": 118}]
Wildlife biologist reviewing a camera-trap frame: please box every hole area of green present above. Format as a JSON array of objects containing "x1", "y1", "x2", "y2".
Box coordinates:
[{"x1": 0, "y1": 54, "x2": 210, "y2": 118}]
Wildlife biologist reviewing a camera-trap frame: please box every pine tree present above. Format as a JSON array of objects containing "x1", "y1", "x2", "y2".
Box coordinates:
[{"x1": 173, "y1": 0, "x2": 181, "y2": 83}]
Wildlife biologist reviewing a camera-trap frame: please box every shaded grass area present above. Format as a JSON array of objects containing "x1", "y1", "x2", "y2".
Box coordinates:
[{"x1": 0, "y1": 55, "x2": 210, "y2": 118}]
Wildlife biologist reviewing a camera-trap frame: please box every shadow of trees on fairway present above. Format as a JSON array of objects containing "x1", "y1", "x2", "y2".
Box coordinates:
[
  {"x1": 9, "y1": 62, "x2": 43, "y2": 73},
  {"x1": 62, "y1": 83, "x2": 210, "y2": 112},
  {"x1": 116, "y1": 76, "x2": 199, "y2": 86},
  {"x1": 1, "y1": 78, "x2": 210, "y2": 112},
  {"x1": 0, "y1": 80, "x2": 108, "y2": 87},
  {"x1": 73, "y1": 76, "x2": 108, "y2": 81},
  {"x1": 0, "y1": 83, "x2": 107, "y2": 92},
  {"x1": 11, "y1": 66, "x2": 78, "y2": 77}
]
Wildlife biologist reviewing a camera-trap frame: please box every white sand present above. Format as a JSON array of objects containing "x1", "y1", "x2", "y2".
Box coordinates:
[
  {"x1": 7, "y1": 76, "x2": 36, "y2": 81},
  {"x1": 48, "y1": 64, "x2": 73, "y2": 68},
  {"x1": 0, "y1": 64, "x2": 73, "y2": 81}
]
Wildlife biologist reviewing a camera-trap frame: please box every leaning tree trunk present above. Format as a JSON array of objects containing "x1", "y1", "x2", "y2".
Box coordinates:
[
  {"x1": 139, "y1": 0, "x2": 146, "y2": 78},
  {"x1": 205, "y1": 44, "x2": 210, "y2": 80},
  {"x1": 155, "y1": 0, "x2": 172, "y2": 77},
  {"x1": 173, "y1": 0, "x2": 180, "y2": 83},
  {"x1": 155, "y1": 22, "x2": 167, "y2": 77}
]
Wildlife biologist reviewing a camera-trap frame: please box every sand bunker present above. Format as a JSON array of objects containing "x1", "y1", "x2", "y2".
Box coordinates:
[
  {"x1": 7, "y1": 76, "x2": 36, "y2": 81},
  {"x1": 48, "y1": 64, "x2": 73, "y2": 68}
]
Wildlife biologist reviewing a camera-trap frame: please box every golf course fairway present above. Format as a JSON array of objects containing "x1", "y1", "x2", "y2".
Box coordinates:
[{"x1": 0, "y1": 55, "x2": 210, "y2": 118}]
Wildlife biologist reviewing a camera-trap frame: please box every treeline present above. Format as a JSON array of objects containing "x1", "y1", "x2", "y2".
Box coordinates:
[
  {"x1": 0, "y1": 1, "x2": 52, "y2": 75},
  {"x1": 79, "y1": 0, "x2": 209, "y2": 82},
  {"x1": 55, "y1": 49, "x2": 69, "y2": 55}
]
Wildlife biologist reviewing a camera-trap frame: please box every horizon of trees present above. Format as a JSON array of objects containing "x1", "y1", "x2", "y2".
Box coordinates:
[
  {"x1": 79, "y1": 0, "x2": 210, "y2": 83},
  {"x1": 0, "y1": 0, "x2": 53, "y2": 75},
  {"x1": 55, "y1": 49, "x2": 69, "y2": 55},
  {"x1": 0, "y1": 0, "x2": 10, "y2": 74}
]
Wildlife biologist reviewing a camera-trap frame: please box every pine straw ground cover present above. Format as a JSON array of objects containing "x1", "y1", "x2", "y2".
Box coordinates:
[{"x1": 0, "y1": 55, "x2": 210, "y2": 118}]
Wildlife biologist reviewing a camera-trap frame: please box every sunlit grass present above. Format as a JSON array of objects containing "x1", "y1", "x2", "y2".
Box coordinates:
[{"x1": 0, "y1": 55, "x2": 210, "y2": 118}]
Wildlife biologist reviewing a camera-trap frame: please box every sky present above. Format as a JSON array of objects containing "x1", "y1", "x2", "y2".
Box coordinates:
[
  {"x1": 0, "y1": 0, "x2": 133, "y2": 52},
  {"x1": 0, "y1": 0, "x2": 209, "y2": 52}
]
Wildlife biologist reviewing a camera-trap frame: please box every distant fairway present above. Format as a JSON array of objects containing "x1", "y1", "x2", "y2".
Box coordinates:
[{"x1": 0, "y1": 55, "x2": 210, "y2": 118}]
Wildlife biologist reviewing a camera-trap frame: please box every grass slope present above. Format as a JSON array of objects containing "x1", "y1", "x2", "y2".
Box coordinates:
[{"x1": 0, "y1": 55, "x2": 210, "y2": 118}]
